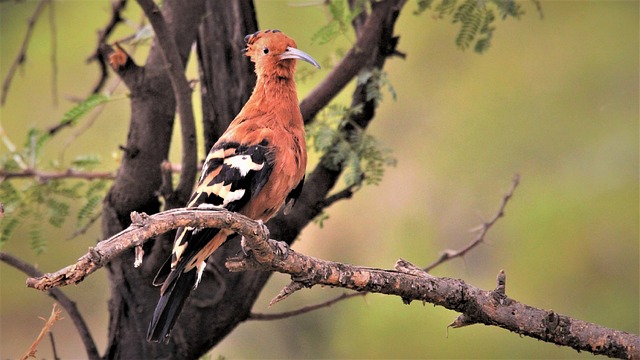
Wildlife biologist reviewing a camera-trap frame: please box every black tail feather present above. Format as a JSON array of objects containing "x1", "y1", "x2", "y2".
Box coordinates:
[{"x1": 147, "y1": 269, "x2": 197, "y2": 343}]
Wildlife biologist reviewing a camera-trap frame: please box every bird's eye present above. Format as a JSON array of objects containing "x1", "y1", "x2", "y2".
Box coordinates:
[{"x1": 263, "y1": 47, "x2": 269, "y2": 54}]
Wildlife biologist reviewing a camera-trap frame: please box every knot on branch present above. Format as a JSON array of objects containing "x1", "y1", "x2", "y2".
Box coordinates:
[
  {"x1": 491, "y1": 269, "x2": 511, "y2": 305},
  {"x1": 394, "y1": 258, "x2": 432, "y2": 279},
  {"x1": 130, "y1": 211, "x2": 150, "y2": 226},
  {"x1": 88, "y1": 247, "x2": 105, "y2": 266},
  {"x1": 543, "y1": 311, "x2": 571, "y2": 339}
]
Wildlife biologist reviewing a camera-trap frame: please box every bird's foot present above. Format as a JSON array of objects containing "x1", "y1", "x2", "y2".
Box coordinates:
[
  {"x1": 268, "y1": 239, "x2": 290, "y2": 258},
  {"x1": 239, "y1": 235, "x2": 289, "y2": 260}
]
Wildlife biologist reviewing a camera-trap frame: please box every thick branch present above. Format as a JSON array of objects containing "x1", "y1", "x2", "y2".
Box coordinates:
[
  {"x1": 26, "y1": 208, "x2": 268, "y2": 291},
  {"x1": 136, "y1": 0, "x2": 197, "y2": 207},
  {"x1": 299, "y1": 0, "x2": 406, "y2": 123},
  {"x1": 227, "y1": 241, "x2": 640, "y2": 359},
  {"x1": 24, "y1": 206, "x2": 640, "y2": 358}
]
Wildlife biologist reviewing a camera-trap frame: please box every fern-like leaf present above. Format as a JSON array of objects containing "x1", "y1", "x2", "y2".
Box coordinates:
[
  {"x1": 58, "y1": 93, "x2": 109, "y2": 129},
  {"x1": 0, "y1": 216, "x2": 20, "y2": 248},
  {"x1": 434, "y1": 0, "x2": 458, "y2": 18}
]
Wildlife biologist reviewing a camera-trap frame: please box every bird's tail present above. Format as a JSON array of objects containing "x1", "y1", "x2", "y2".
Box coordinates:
[
  {"x1": 147, "y1": 228, "x2": 228, "y2": 342},
  {"x1": 146, "y1": 268, "x2": 197, "y2": 343}
]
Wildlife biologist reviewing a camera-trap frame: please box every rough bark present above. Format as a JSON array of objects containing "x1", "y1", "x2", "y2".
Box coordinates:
[
  {"x1": 99, "y1": 0, "x2": 406, "y2": 358},
  {"x1": 100, "y1": 0, "x2": 205, "y2": 358},
  {"x1": 197, "y1": 0, "x2": 257, "y2": 152},
  {"x1": 26, "y1": 207, "x2": 640, "y2": 359}
]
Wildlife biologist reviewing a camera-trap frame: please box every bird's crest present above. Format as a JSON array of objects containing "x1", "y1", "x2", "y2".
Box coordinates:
[
  {"x1": 242, "y1": 29, "x2": 320, "y2": 72},
  {"x1": 244, "y1": 29, "x2": 283, "y2": 46},
  {"x1": 243, "y1": 29, "x2": 297, "y2": 59}
]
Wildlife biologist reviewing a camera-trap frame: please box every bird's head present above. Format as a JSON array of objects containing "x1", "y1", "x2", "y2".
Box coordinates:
[{"x1": 244, "y1": 29, "x2": 320, "y2": 79}]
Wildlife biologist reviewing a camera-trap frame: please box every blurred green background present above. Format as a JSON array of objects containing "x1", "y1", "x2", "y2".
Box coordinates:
[{"x1": 1, "y1": 0, "x2": 638, "y2": 358}]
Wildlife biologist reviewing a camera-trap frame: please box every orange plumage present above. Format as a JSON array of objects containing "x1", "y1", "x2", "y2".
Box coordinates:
[{"x1": 147, "y1": 29, "x2": 319, "y2": 343}]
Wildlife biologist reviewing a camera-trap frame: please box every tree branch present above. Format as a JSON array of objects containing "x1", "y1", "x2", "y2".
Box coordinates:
[
  {"x1": 23, "y1": 204, "x2": 640, "y2": 358},
  {"x1": 0, "y1": 252, "x2": 100, "y2": 360},
  {"x1": 299, "y1": 0, "x2": 406, "y2": 124},
  {"x1": 25, "y1": 207, "x2": 269, "y2": 291},
  {"x1": 271, "y1": 174, "x2": 518, "y2": 317},
  {"x1": 424, "y1": 173, "x2": 520, "y2": 272},
  {"x1": 86, "y1": 0, "x2": 128, "y2": 94},
  {"x1": 135, "y1": 0, "x2": 197, "y2": 207},
  {"x1": 19, "y1": 303, "x2": 62, "y2": 360},
  {"x1": 227, "y1": 241, "x2": 640, "y2": 359},
  {"x1": 47, "y1": 0, "x2": 58, "y2": 106},
  {"x1": 248, "y1": 292, "x2": 366, "y2": 321},
  {"x1": 0, "y1": 161, "x2": 198, "y2": 182},
  {"x1": 0, "y1": 168, "x2": 115, "y2": 181},
  {"x1": 1, "y1": 0, "x2": 49, "y2": 106}
]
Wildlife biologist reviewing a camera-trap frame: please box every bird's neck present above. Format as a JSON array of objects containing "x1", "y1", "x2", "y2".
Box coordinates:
[{"x1": 243, "y1": 72, "x2": 302, "y2": 124}]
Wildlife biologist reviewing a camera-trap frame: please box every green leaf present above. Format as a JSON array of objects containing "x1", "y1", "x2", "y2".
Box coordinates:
[
  {"x1": 415, "y1": 0, "x2": 536, "y2": 53},
  {"x1": 311, "y1": 0, "x2": 365, "y2": 45},
  {"x1": 0, "y1": 216, "x2": 20, "y2": 248},
  {"x1": 71, "y1": 154, "x2": 102, "y2": 170},
  {"x1": 58, "y1": 93, "x2": 109, "y2": 129},
  {"x1": 313, "y1": 211, "x2": 330, "y2": 229},
  {"x1": 46, "y1": 197, "x2": 70, "y2": 228},
  {"x1": 414, "y1": 0, "x2": 437, "y2": 15},
  {"x1": 29, "y1": 223, "x2": 46, "y2": 255}
]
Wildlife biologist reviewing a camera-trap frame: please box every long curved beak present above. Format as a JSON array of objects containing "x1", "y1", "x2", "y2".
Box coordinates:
[{"x1": 280, "y1": 47, "x2": 321, "y2": 69}]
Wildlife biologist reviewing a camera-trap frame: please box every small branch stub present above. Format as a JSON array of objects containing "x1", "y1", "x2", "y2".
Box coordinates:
[{"x1": 492, "y1": 269, "x2": 510, "y2": 305}]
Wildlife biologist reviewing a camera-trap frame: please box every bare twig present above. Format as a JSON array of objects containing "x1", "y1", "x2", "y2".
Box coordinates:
[
  {"x1": 48, "y1": 332, "x2": 60, "y2": 360},
  {"x1": 320, "y1": 183, "x2": 359, "y2": 209},
  {"x1": 302, "y1": 175, "x2": 518, "y2": 318},
  {"x1": 0, "y1": 168, "x2": 115, "y2": 181},
  {"x1": 48, "y1": 0, "x2": 58, "y2": 105},
  {"x1": 66, "y1": 211, "x2": 102, "y2": 240},
  {"x1": 87, "y1": 0, "x2": 128, "y2": 94},
  {"x1": 1, "y1": 0, "x2": 49, "y2": 106},
  {"x1": 0, "y1": 161, "x2": 199, "y2": 182},
  {"x1": 0, "y1": 252, "x2": 100, "y2": 360},
  {"x1": 249, "y1": 292, "x2": 366, "y2": 321},
  {"x1": 135, "y1": 0, "x2": 197, "y2": 207},
  {"x1": 424, "y1": 173, "x2": 520, "y2": 272},
  {"x1": 20, "y1": 303, "x2": 62, "y2": 360}
]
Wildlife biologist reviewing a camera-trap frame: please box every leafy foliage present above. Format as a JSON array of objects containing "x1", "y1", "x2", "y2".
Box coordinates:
[
  {"x1": 307, "y1": 66, "x2": 397, "y2": 229},
  {"x1": 31, "y1": 94, "x2": 110, "y2": 155},
  {"x1": 357, "y1": 68, "x2": 397, "y2": 107},
  {"x1": 0, "y1": 95, "x2": 112, "y2": 252},
  {"x1": 0, "y1": 172, "x2": 109, "y2": 253},
  {"x1": 415, "y1": 0, "x2": 538, "y2": 53},
  {"x1": 307, "y1": 101, "x2": 396, "y2": 189},
  {"x1": 311, "y1": 0, "x2": 366, "y2": 45},
  {"x1": 58, "y1": 93, "x2": 110, "y2": 129}
]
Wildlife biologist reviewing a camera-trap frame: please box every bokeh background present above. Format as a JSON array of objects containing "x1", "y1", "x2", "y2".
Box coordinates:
[{"x1": 1, "y1": 1, "x2": 638, "y2": 358}]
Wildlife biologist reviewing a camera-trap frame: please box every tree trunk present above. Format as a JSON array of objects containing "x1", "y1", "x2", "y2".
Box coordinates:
[
  {"x1": 101, "y1": 0, "x2": 405, "y2": 358},
  {"x1": 101, "y1": 0, "x2": 206, "y2": 358}
]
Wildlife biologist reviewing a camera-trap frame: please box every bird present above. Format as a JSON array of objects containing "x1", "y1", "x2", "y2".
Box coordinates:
[{"x1": 147, "y1": 29, "x2": 320, "y2": 343}]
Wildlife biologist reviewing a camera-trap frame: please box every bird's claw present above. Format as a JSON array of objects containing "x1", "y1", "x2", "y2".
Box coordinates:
[
  {"x1": 268, "y1": 239, "x2": 290, "y2": 258},
  {"x1": 238, "y1": 237, "x2": 288, "y2": 259},
  {"x1": 240, "y1": 236, "x2": 251, "y2": 257}
]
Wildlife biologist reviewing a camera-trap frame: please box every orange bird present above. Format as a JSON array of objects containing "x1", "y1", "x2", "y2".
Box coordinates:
[{"x1": 147, "y1": 29, "x2": 320, "y2": 342}]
